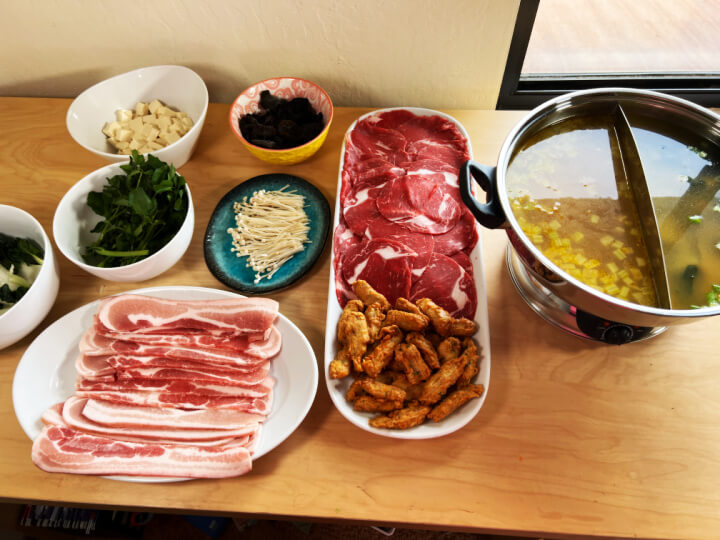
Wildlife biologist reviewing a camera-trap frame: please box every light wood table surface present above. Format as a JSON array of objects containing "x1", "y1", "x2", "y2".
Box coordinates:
[{"x1": 1, "y1": 97, "x2": 720, "y2": 540}]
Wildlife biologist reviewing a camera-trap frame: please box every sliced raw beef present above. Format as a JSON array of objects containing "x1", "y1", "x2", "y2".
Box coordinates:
[
  {"x1": 402, "y1": 159, "x2": 460, "y2": 186},
  {"x1": 365, "y1": 218, "x2": 434, "y2": 277},
  {"x1": 61, "y1": 397, "x2": 259, "y2": 442},
  {"x1": 431, "y1": 208, "x2": 479, "y2": 255},
  {"x1": 410, "y1": 253, "x2": 477, "y2": 319},
  {"x1": 449, "y1": 250, "x2": 473, "y2": 277},
  {"x1": 376, "y1": 175, "x2": 460, "y2": 234},
  {"x1": 32, "y1": 424, "x2": 253, "y2": 478},
  {"x1": 96, "y1": 295, "x2": 278, "y2": 335},
  {"x1": 80, "y1": 328, "x2": 269, "y2": 368},
  {"x1": 81, "y1": 399, "x2": 265, "y2": 429},
  {"x1": 94, "y1": 324, "x2": 281, "y2": 357},
  {"x1": 340, "y1": 238, "x2": 415, "y2": 304},
  {"x1": 407, "y1": 140, "x2": 470, "y2": 169},
  {"x1": 333, "y1": 222, "x2": 362, "y2": 257},
  {"x1": 371, "y1": 110, "x2": 466, "y2": 145},
  {"x1": 341, "y1": 182, "x2": 385, "y2": 236},
  {"x1": 344, "y1": 122, "x2": 409, "y2": 167}
]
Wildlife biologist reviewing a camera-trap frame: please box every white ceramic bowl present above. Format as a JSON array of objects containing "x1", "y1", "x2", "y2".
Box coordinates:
[
  {"x1": 0, "y1": 205, "x2": 60, "y2": 350},
  {"x1": 66, "y1": 65, "x2": 208, "y2": 168},
  {"x1": 53, "y1": 162, "x2": 194, "y2": 282}
]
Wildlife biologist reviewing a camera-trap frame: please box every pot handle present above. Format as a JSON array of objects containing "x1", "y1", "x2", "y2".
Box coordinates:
[{"x1": 459, "y1": 160, "x2": 508, "y2": 229}]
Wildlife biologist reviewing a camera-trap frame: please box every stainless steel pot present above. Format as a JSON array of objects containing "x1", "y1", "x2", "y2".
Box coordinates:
[{"x1": 460, "y1": 88, "x2": 720, "y2": 330}]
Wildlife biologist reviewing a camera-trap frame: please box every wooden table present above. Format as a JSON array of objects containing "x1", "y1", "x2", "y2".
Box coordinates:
[{"x1": 2, "y1": 97, "x2": 719, "y2": 540}]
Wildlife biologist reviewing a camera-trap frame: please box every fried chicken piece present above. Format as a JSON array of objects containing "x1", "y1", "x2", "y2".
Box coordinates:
[
  {"x1": 456, "y1": 338, "x2": 480, "y2": 386},
  {"x1": 383, "y1": 309, "x2": 429, "y2": 332},
  {"x1": 330, "y1": 301, "x2": 369, "y2": 378},
  {"x1": 345, "y1": 378, "x2": 366, "y2": 401},
  {"x1": 388, "y1": 372, "x2": 411, "y2": 390},
  {"x1": 365, "y1": 302, "x2": 386, "y2": 341},
  {"x1": 406, "y1": 331, "x2": 440, "y2": 369},
  {"x1": 353, "y1": 396, "x2": 403, "y2": 413},
  {"x1": 405, "y1": 383, "x2": 424, "y2": 402},
  {"x1": 416, "y1": 298, "x2": 477, "y2": 337},
  {"x1": 361, "y1": 325, "x2": 403, "y2": 378},
  {"x1": 369, "y1": 404, "x2": 431, "y2": 429},
  {"x1": 427, "y1": 384, "x2": 484, "y2": 422},
  {"x1": 353, "y1": 280, "x2": 390, "y2": 311},
  {"x1": 418, "y1": 349, "x2": 470, "y2": 405},
  {"x1": 360, "y1": 378, "x2": 407, "y2": 402},
  {"x1": 394, "y1": 343, "x2": 432, "y2": 384},
  {"x1": 395, "y1": 297, "x2": 423, "y2": 316},
  {"x1": 437, "y1": 337, "x2": 462, "y2": 364}
]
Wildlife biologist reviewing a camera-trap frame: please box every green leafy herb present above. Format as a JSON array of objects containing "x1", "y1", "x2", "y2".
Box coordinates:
[
  {"x1": 688, "y1": 215, "x2": 703, "y2": 224},
  {"x1": 691, "y1": 284, "x2": 720, "y2": 309},
  {"x1": 0, "y1": 232, "x2": 44, "y2": 312},
  {"x1": 82, "y1": 151, "x2": 188, "y2": 267}
]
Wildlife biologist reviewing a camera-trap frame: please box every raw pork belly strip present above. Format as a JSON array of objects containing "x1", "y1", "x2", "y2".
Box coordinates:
[
  {"x1": 96, "y1": 295, "x2": 278, "y2": 335},
  {"x1": 76, "y1": 377, "x2": 275, "y2": 398},
  {"x1": 80, "y1": 328, "x2": 271, "y2": 367},
  {"x1": 32, "y1": 425, "x2": 252, "y2": 478},
  {"x1": 82, "y1": 398, "x2": 265, "y2": 429},
  {"x1": 75, "y1": 389, "x2": 272, "y2": 415},
  {"x1": 95, "y1": 321, "x2": 281, "y2": 356},
  {"x1": 335, "y1": 110, "x2": 478, "y2": 317},
  {"x1": 78, "y1": 354, "x2": 271, "y2": 382},
  {"x1": 61, "y1": 397, "x2": 259, "y2": 442}
]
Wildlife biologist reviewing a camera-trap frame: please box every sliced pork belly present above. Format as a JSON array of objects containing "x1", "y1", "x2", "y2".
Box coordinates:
[
  {"x1": 74, "y1": 390, "x2": 272, "y2": 415},
  {"x1": 95, "y1": 322, "x2": 281, "y2": 357},
  {"x1": 61, "y1": 397, "x2": 259, "y2": 443},
  {"x1": 96, "y1": 295, "x2": 278, "y2": 335},
  {"x1": 76, "y1": 377, "x2": 275, "y2": 398},
  {"x1": 81, "y1": 399, "x2": 265, "y2": 430},
  {"x1": 32, "y1": 424, "x2": 253, "y2": 478},
  {"x1": 80, "y1": 328, "x2": 270, "y2": 367},
  {"x1": 115, "y1": 364, "x2": 271, "y2": 387}
]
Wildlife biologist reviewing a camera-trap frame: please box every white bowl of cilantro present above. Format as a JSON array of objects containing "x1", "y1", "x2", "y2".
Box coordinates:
[
  {"x1": 53, "y1": 152, "x2": 194, "y2": 282},
  {"x1": 0, "y1": 205, "x2": 60, "y2": 350}
]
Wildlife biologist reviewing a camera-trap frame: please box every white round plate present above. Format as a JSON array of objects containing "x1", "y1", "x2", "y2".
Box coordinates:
[
  {"x1": 324, "y1": 107, "x2": 491, "y2": 439},
  {"x1": 12, "y1": 286, "x2": 318, "y2": 482}
]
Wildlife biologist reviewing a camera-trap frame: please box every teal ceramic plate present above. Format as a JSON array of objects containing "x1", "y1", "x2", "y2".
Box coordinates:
[{"x1": 204, "y1": 174, "x2": 330, "y2": 294}]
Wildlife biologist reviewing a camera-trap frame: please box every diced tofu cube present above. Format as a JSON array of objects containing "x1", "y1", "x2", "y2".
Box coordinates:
[
  {"x1": 115, "y1": 128, "x2": 133, "y2": 142},
  {"x1": 180, "y1": 116, "x2": 193, "y2": 130},
  {"x1": 148, "y1": 99, "x2": 164, "y2": 114},
  {"x1": 140, "y1": 123, "x2": 159, "y2": 141},
  {"x1": 129, "y1": 138, "x2": 142, "y2": 150},
  {"x1": 142, "y1": 114, "x2": 158, "y2": 125},
  {"x1": 116, "y1": 109, "x2": 133, "y2": 122},
  {"x1": 135, "y1": 102, "x2": 149, "y2": 116},
  {"x1": 147, "y1": 141, "x2": 163, "y2": 151},
  {"x1": 102, "y1": 121, "x2": 121, "y2": 138},
  {"x1": 157, "y1": 105, "x2": 175, "y2": 117},
  {"x1": 165, "y1": 131, "x2": 181, "y2": 144},
  {"x1": 158, "y1": 115, "x2": 172, "y2": 130},
  {"x1": 127, "y1": 117, "x2": 143, "y2": 132}
]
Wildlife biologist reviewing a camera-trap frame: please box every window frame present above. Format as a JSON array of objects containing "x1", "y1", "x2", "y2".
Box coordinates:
[{"x1": 497, "y1": 0, "x2": 720, "y2": 110}]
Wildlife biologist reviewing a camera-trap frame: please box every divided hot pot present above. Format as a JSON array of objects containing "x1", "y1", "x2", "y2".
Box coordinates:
[{"x1": 460, "y1": 88, "x2": 720, "y2": 344}]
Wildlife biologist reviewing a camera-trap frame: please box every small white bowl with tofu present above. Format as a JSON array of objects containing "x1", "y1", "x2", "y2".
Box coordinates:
[{"x1": 66, "y1": 65, "x2": 208, "y2": 168}]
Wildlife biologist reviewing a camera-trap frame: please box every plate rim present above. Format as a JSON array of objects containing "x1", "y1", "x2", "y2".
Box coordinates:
[
  {"x1": 12, "y1": 284, "x2": 319, "y2": 481},
  {"x1": 203, "y1": 173, "x2": 331, "y2": 294},
  {"x1": 323, "y1": 107, "x2": 492, "y2": 439}
]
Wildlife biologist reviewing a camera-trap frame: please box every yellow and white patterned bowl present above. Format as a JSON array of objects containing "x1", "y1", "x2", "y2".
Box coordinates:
[{"x1": 229, "y1": 77, "x2": 333, "y2": 165}]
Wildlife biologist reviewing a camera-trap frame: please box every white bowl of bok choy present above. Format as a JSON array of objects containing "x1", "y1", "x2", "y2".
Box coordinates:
[{"x1": 0, "y1": 205, "x2": 60, "y2": 350}]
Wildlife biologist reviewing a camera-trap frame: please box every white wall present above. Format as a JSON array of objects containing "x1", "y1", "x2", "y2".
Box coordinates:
[{"x1": 0, "y1": 0, "x2": 519, "y2": 109}]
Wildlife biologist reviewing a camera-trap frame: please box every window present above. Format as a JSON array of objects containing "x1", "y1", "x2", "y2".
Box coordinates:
[{"x1": 497, "y1": 0, "x2": 720, "y2": 109}]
